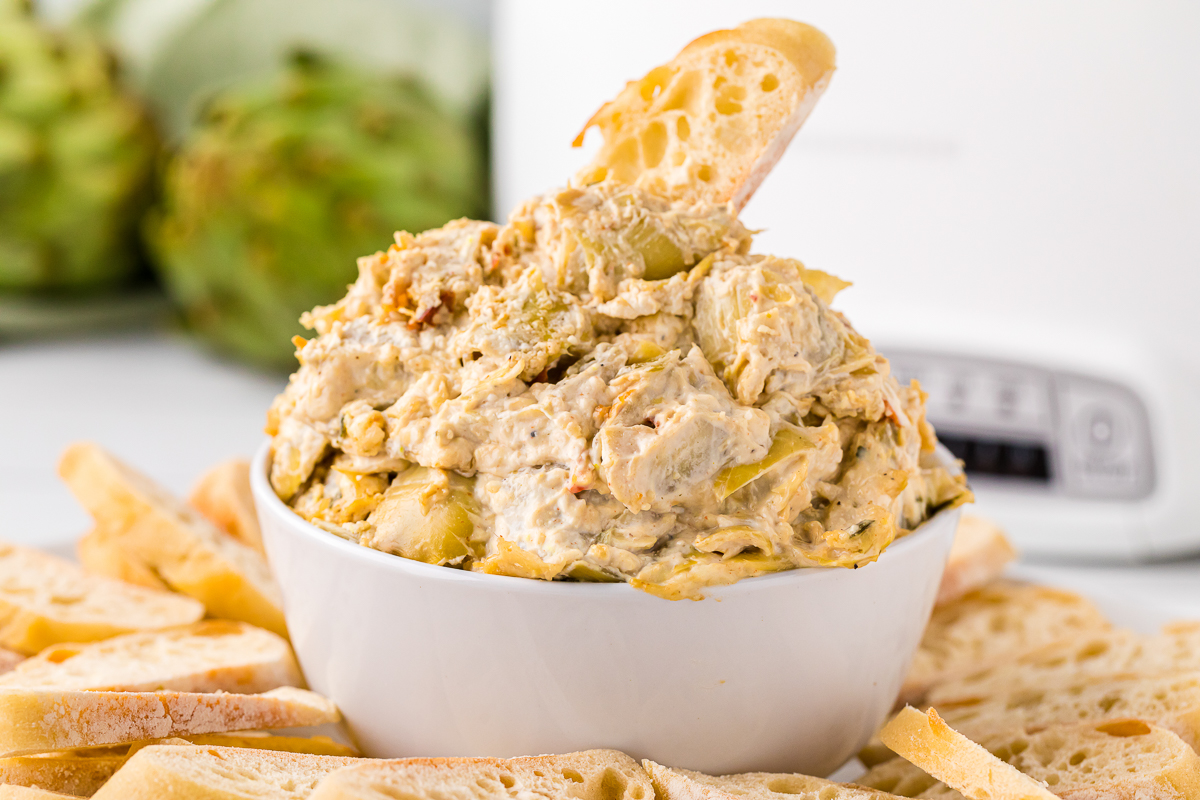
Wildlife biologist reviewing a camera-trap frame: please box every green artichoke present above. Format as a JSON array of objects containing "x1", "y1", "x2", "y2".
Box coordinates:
[
  {"x1": 0, "y1": 0, "x2": 157, "y2": 292},
  {"x1": 147, "y1": 52, "x2": 486, "y2": 367}
]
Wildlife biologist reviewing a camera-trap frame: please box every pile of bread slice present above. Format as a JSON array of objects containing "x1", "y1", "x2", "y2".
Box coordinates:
[
  {"x1": 0, "y1": 445, "x2": 1192, "y2": 799},
  {"x1": 853, "y1": 514, "x2": 1200, "y2": 800},
  {"x1": 0, "y1": 443, "x2": 359, "y2": 797}
]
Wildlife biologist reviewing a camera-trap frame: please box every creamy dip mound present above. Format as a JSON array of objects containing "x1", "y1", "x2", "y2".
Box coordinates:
[{"x1": 267, "y1": 182, "x2": 970, "y2": 598}]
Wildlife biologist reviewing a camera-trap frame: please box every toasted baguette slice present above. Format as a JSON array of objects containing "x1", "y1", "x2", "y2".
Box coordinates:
[
  {"x1": 0, "y1": 686, "x2": 338, "y2": 757},
  {"x1": 0, "y1": 787, "x2": 80, "y2": 799},
  {"x1": 189, "y1": 459, "x2": 264, "y2": 554},
  {"x1": 171, "y1": 732, "x2": 358, "y2": 757},
  {"x1": 940, "y1": 671, "x2": 1200, "y2": 751},
  {"x1": 0, "y1": 541, "x2": 204, "y2": 656},
  {"x1": 574, "y1": 18, "x2": 835, "y2": 211},
  {"x1": 309, "y1": 750, "x2": 652, "y2": 800},
  {"x1": 935, "y1": 514, "x2": 1017, "y2": 607},
  {"x1": 929, "y1": 622, "x2": 1200, "y2": 706},
  {"x1": 0, "y1": 647, "x2": 23, "y2": 675},
  {"x1": 902, "y1": 581, "x2": 1109, "y2": 704},
  {"x1": 77, "y1": 526, "x2": 169, "y2": 590},
  {"x1": 0, "y1": 746, "x2": 130, "y2": 797},
  {"x1": 0, "y1": 734, "x2": 355, "y2": 796},
  {"x1": 879, "y1": 707, "x2": 1057, "y2": 800},
  {"x1": 58, "y1": 443, "x2": 286, "y2": 638},
  {"x1": 862, "y1": 718, "x2": 1200, "y2": 800},
  {"x1": 0, "y1": 620, "x2": 301, "y2": 694},
  {"x1": 642, "y1": 759, "x2": 902, "y2": 800},
  {"x1": 92, "y1": 743, "x2": 362, "y2": 800}
]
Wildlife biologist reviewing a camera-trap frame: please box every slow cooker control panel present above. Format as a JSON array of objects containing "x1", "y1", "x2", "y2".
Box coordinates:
[{"x1": 885, "y1": 349, "x2": 1155, "y2": 501}]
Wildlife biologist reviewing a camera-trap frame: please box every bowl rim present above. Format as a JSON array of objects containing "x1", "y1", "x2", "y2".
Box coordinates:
[{"x1": 251, "y1": 439, "x2": 962, "y2": 598}]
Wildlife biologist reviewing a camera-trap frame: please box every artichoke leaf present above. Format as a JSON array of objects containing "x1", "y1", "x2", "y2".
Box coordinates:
[
  {"x1": 562, "y1": 562, "x2": 622, "y2": 583},
  {"x1": 693, "y1": 525, "x2": 776, "y2": 558},
  {"x1": 626, "y1": 218, "x2": 687, "y2": 281},
  {"x1": 476, "y1": 537, "x2": 562, "y2": 580},
  {"x1": 712, "y1": 427, "x2": 813, "y2": 501},
  {"x1": 798, "y1": 267, "x2": 852, "y2": 305},
  {"x1": 625, "y1": 339, "x2": 668, "y2": 365},
  {"x1": 632, "y1": 550, "x2": 789, "y2": 600}
]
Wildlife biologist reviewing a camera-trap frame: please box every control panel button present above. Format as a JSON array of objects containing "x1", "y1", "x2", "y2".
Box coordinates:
[
  {"x1": 1057, "y1": 377, "x2": 1153, "y2": 500},
  {"x1": 883, "y1": 348, "x2": 1155, "y2": 501}
]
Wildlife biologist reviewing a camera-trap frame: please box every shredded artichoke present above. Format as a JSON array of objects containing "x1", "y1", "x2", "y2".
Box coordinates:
[{"x1": 269, "y1": 180, "x2": 971, "y2": 598}]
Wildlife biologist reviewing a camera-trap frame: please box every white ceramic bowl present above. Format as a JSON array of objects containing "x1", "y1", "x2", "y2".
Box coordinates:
[{"x1": 252, "y1": 442, "x2": 959, "y2": 776}]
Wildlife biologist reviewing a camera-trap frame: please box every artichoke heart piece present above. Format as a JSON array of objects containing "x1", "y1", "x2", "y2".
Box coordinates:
[
  {"x1": 798, "y1": 267, "x2": 851, "y2": 305},
  {"x1": 476, "y1": 537, "x2": 562, "y2": 580},
  {"x1": 562, "y1": 562, "x2": 622, "y2": 583},
  {"x1": 693, "y1": 525, "x2": 776, "y2": 558},
  {"x1": 361, "y1": 466, "x2": 481, "y2": 566},
  {"x1": 626, "y1": 339, "x2": 668, "y2": 365},
  {"x1": 625, "y1": 218, "x2": 687, "y2": 280},
  {"x1": 712, "y1": 427, "x2": 813, "y2": 500},
  {"x1": 633, "y1": 551, "x2": 789, "y2": 601}
]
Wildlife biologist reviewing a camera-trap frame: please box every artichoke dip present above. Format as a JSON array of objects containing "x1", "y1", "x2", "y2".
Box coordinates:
[{"x1": 267, "y1": 182, "x2": 970, "y2": 599}]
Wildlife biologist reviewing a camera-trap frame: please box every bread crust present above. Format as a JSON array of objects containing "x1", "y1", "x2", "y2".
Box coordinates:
[
  {"x1": 880, "y1": 707, "x2": 1057, "y2": 800},
  {"x1": 59, "y1": 443, "x2": 286, "y2": 638},
  {"x1": 309, "y1": 750, "x2": 652, "y2": 800},
  {"x1": 189, "y1": 459, "x2": 265, "y2": 554},
  {"x1": 92, "y1": 744, "x2": 363, "y2": 800},
  {"x1": 0, "y1": 620, "x2": 302, "y2": 694},
  {"x1": 0, "y1": 686, "x2": 339, "y2": 757},
  {"x1": 0, "y1": 541, "x2": 203, "y2": 656},
  {"x1": 863, "y1": 716, "x2": 1200, "y2": 800},
  {"x1": 935, "y1": 514, "x2": 1017, "y2": 608},
  {"x1": 644, "y1": 759, "x2": 899, "y2": 800},
  {"x1": 77, "y1": 526, "x2": 170, "y2": 590}
]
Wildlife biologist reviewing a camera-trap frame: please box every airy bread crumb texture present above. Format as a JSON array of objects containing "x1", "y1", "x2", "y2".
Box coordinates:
[
  {"x1": 575, "y1": 19, "x2": 835, "y2": 212},
  {"x1": 902, "y1": 581, "x2": 1110, "y2": 704},
  {"x1": 91, "y1": 744, "x2": 363, "y2": 800},
  {"x1": 0, "y1": 620, "x2": 301, "y2": 694},
  {"x1": 862, "y1": 716, "x2": 1200, "y2": 800},
  {"x1": 0, "y1": 541, "x2": 204, "y2": 655},
  {"x1": 644, "y1": 759, "x2": 897, "y2": 800},
  {"x1": 928, "y1": 622, "x2": 1200, "y2": 706},
  {"x1": 0, "y1": 746, "x2": 130, "y2": 797},
  {"x1": 0, "y1": 686, "x2": 339, "y2": 757},
  {"x1": 309, "y1": 750, "x2": 653, "y2": 800},
  {"x1": 940, "y1": 671, "x2": 1200, "y2": 750}
]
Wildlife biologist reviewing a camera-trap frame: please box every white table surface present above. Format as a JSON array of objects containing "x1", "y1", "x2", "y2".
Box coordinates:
[{"x1": 0, "y1": 329, "x2": 284, "y2": 547}]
